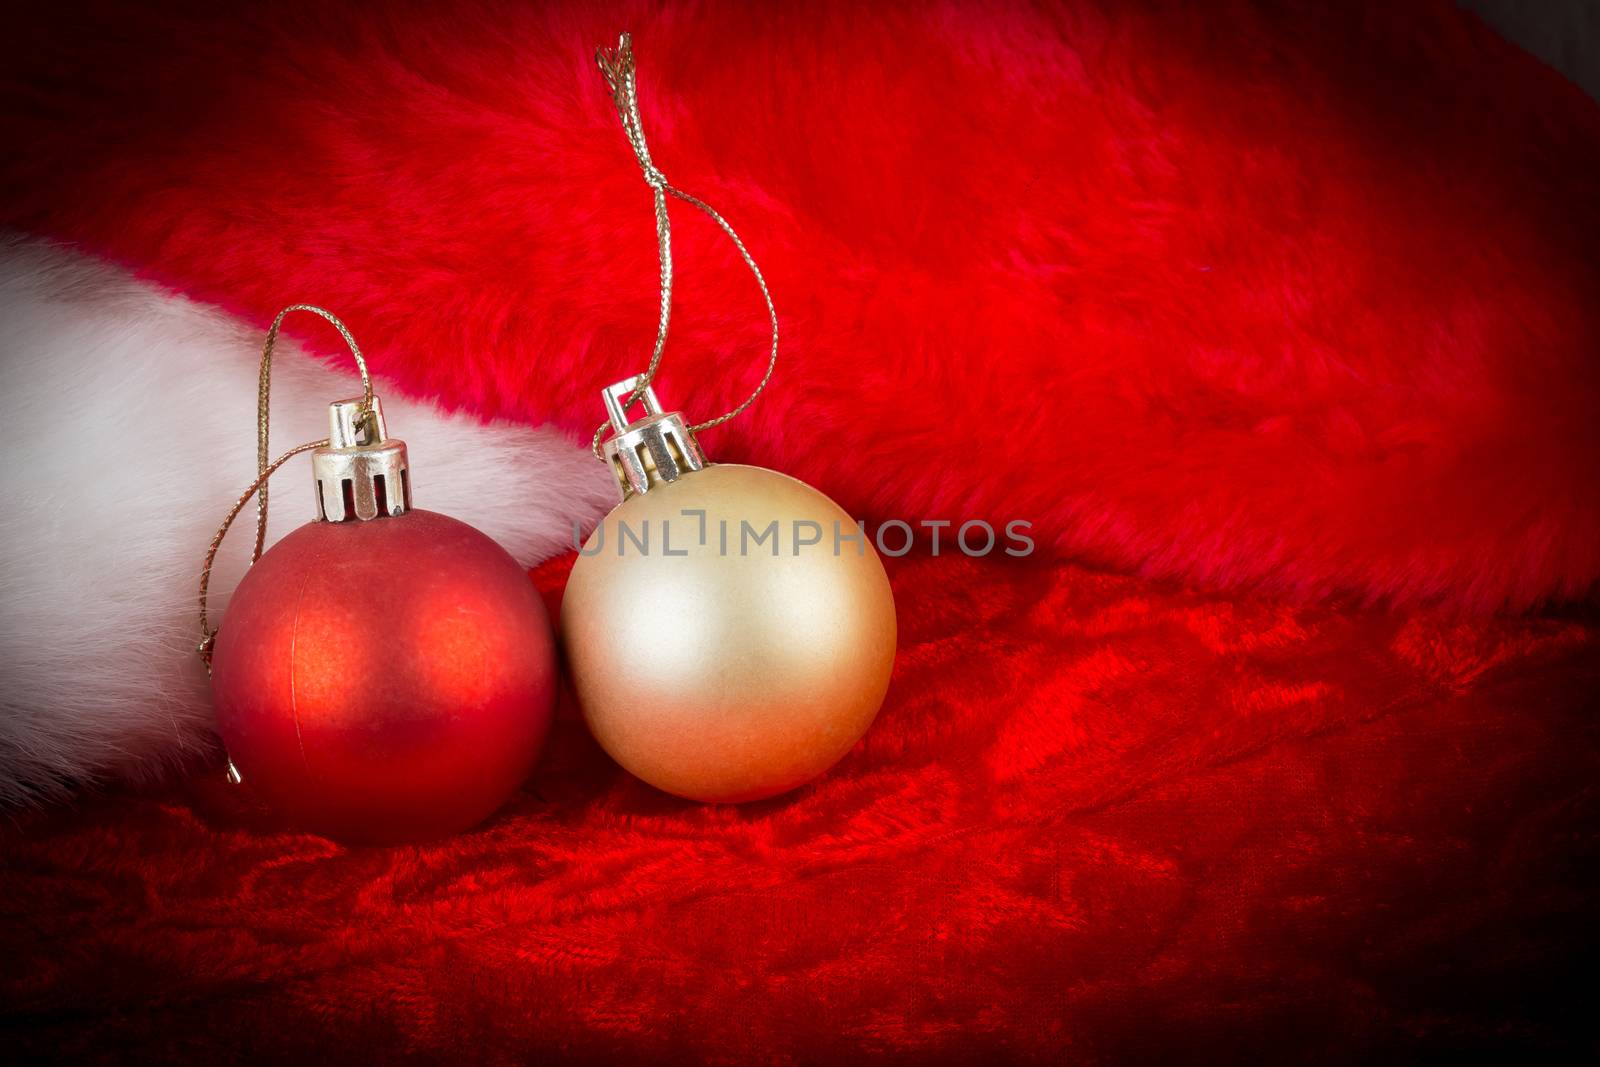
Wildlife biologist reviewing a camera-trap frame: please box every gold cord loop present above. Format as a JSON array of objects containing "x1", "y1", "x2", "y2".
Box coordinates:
[
  {"x1": 590, "y1": 32, "x2": 779, "y2": 457},
  {"x1": 197, "y1": 306, "x2": 371, "y2": 671},
  {"x1": 254, "y1": 306, "x2": 374, "y2": 556}
]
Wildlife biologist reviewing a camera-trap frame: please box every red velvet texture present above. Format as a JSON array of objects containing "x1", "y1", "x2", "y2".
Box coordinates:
[
  {"x1": 3, "y1": 0, "x2": 1599, "y2": 610},
  {"x1": 3, "y1": 556, "x2": 1599, "y2": 1060}
]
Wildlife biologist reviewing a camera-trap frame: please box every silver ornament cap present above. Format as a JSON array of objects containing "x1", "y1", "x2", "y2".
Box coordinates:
[
  {"x1": 600, "y1": 375, "x2": 707, "y2": 498},
  {"x1": 311, "y1": 395, "x2": 411, "y2": 521}
]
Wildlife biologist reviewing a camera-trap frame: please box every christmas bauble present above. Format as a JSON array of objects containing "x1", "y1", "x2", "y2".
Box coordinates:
[
  {"x1": 562, "y1": 383, "x2": 896, "y2": 803},
  {"x1": 210, "y1": 398, "x2": 556, "y2": 844}
]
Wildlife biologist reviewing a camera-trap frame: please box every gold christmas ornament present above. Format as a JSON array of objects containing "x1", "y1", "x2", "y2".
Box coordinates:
[
  {"x1": 565, "y1": 381, "x2": 895, "y2": 802},
  {"x1": 561, "y1": 35, "x2": 896, "y2": 802}
]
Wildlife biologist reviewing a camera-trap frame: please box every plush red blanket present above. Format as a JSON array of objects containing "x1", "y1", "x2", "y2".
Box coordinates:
[{"x1": 4, "y1": 556, "x2": 1598, "y2": 1059}]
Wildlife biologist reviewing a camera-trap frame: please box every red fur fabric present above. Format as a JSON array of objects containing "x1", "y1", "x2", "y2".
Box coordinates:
[
  {"x1": 3, "y1": 555, "x2": 1598, "y2": 1060},
  {"x1": 3, "y1": 0, "x2": 1598, "y2": 610}
]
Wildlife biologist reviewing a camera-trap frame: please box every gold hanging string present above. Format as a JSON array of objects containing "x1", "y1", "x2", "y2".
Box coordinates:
[
  {"x1": 590, "y1": 31, "x2": 779, "y2": 457},
  {"x1": 252, "y1": 306, "x2": 373, "y2": 560},
  {"x1": 196, "y1": 440, "x2": 324, "y2": 670},
  {"x1": 197, "y1": 306, "x2": 374, "y2": 671}
]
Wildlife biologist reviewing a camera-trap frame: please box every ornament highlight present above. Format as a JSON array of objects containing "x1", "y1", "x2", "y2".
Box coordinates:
[
  {"x1": 202, "y1": 309, "x2": 556, "y2": 844},
  {"x1": 562, "y1": 380, "x2": 896, "y2": 803}
]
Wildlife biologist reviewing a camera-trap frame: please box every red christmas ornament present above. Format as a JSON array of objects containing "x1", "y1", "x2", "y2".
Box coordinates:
[{"x1": 202, "y1": 309, "x2": 556, "y2": 844}]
